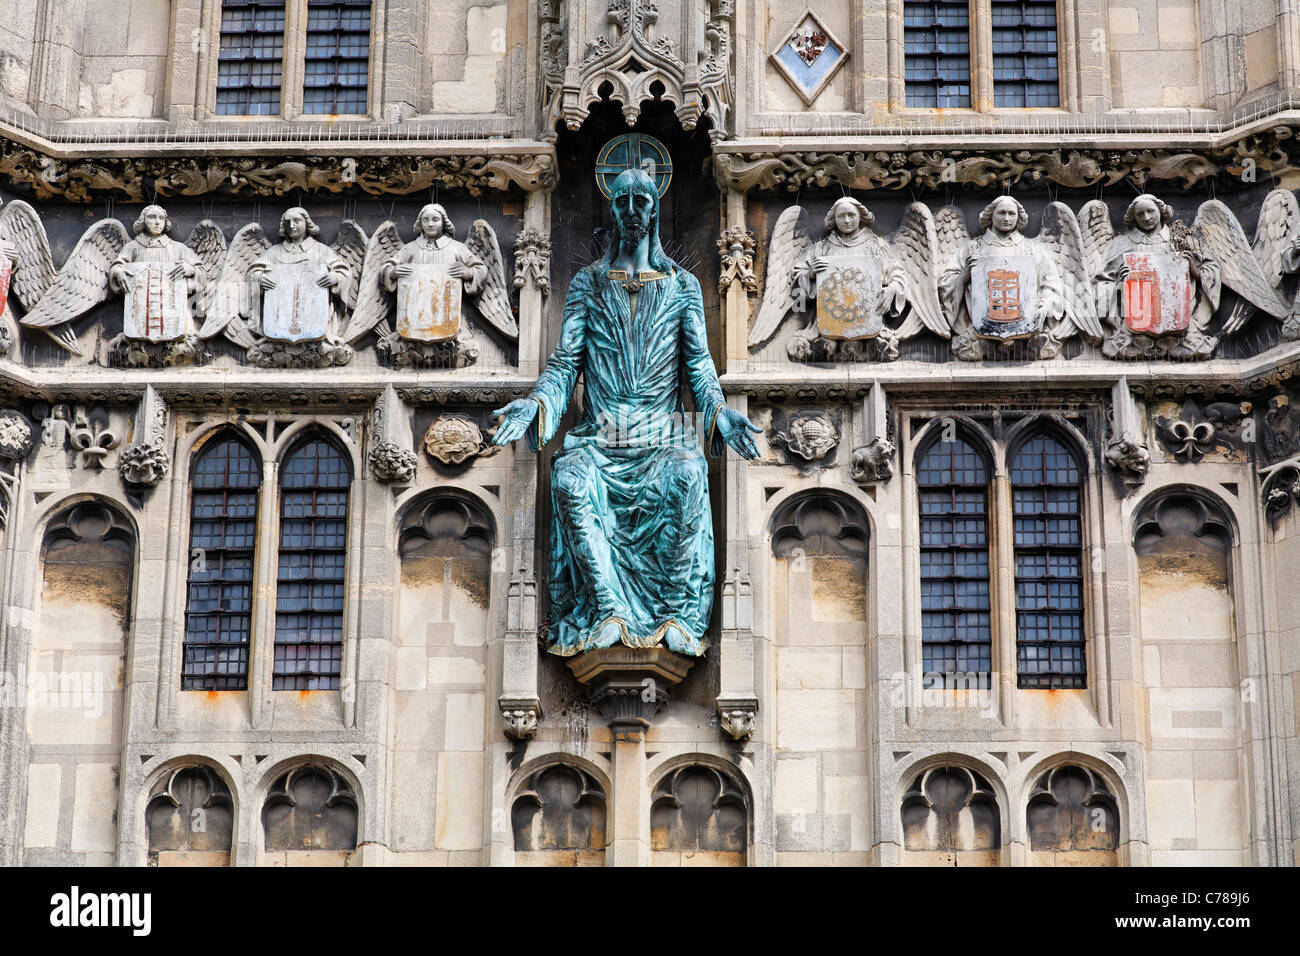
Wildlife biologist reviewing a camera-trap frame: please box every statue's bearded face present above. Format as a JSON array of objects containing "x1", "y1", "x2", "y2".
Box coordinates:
[{"x1": 613, "y1": 188, "x2": 654, "y2": 252}]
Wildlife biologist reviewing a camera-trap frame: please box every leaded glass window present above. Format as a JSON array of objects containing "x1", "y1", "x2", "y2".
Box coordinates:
[
  {"x1": 216, "y1": 0, "x2": 285, "y2": 116},
  {"x1": 303, "y1": 0, "x2": 371, "y2": 114},
  {"x1": 183, "y1": 435, "x2": 261, "y2": 690},
  {"x1": 904, "y1": 0, "x2": 971, "y2": 108},
  {"x1": 918, "y1": 435, "x2": 992, "y2": 687},
  {"x1": 1012, "y1": 435, "x2": 1085, "y2": 688},
  {"x1": 992, "y1": 0, "x2": 1059, "y2": 107},
  {"x1": 274, "y1": 436, "x2": 350, "y2": 690}
]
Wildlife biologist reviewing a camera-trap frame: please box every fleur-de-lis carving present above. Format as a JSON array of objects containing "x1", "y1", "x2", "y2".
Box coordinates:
[{"x1": 70, "y1": 409, "x2": 120, "y2": 470}]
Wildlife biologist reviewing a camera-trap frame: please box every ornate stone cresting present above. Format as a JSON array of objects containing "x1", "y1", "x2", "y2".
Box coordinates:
[
  {"x1": 544, "y1": 0, "x2": 732, "y2": 138},
  {"x1": 513, "y1": 226, "x2": 552, "y2": 296},
  {"x1": 716, "y1": 225, "x2": 757, "y2": 294},
  {"x1": 0, "y1": 143, "x2": 557, "y2": 202},
  {"x1": 118, "y1": 385, "x2": 170, "y2": 487}
]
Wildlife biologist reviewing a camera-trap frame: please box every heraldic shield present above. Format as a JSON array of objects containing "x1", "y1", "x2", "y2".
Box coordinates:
[
  {"x1": 262, "y1": 264, "x2": 330, "y2": 342},
  {"x1": 120, "y1": 262, "x2": 189, "y2": 342},
  {"x1": 396, "y1": 264, "x2": 462, "y2": 342},
  {"x1": 1122, "y1": 250, "x2": 1192, "y2": 336},
  {"x1": 0, "y1": 258, "x2": 9, "y2": 320},
  {"x1": 816, "y1": 252, "x2": 884, "y2": 340},
  {"x1": 971, "y1": 254, "x2": 1039, "y2": 341}
]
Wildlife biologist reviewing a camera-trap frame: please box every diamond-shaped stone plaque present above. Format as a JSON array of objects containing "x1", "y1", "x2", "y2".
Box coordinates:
[{"x1": 770, "y1": 10, "x2": 848, "y2": 105}]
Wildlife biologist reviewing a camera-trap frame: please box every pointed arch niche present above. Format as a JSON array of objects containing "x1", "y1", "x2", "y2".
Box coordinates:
[{"x1": 1133, "y1": 492, "x2": 1247, "y2": 864}]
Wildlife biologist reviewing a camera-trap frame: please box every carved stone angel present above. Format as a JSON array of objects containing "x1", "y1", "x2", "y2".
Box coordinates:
[
  {"x1": 105, "y1": 205, "x2": 226, "y2": 367},
  {"x1": 749, "y1": 197, "x2": 949, "y2": 362},
  {"x1": 18, "y1": 213, "x2": 129, "y2": 355},
  {"x1": 1230, "y1": 187, "x2": 1300, "y2": 340},
  {"x1": 238, "y1": 207, "x2": 367, "y2": 369},
  {"x1": 0, "y1": 196, "x2": 55, "y2": 357},
  {"x1": 937, "y1": 197, "x2": 1102, "y2": 360},
  {"x1": 343, "y1": 204, "x2": 518, "y2": 369}
]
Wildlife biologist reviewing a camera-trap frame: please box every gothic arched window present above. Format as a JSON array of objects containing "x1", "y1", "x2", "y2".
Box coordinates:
[
  {"x1": 183, "y1": 434, "x2": 261, "y2": 691},
  {"x1": 274, "y1": 434, "x2": 351, "y2": 690},
  {"x1": 1011, "y1": 434, "x2": 1085, "y2": 689},
  {"x1": 917, "y1": 433, "x2": 992, "y2": 687}
]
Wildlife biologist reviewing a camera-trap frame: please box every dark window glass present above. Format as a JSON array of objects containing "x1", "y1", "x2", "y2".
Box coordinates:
[
  {"x1": 1012, "y1": 435, "x2": 1086, "y2": 688},
  {"x1": 183, "y1": 436, "x2": 261, "y2": 690},
  {"x1": 992, "y1": 0, "x2": 1059, "y2": 107},
  {"x1": 303, "y1": 0, "x2": 371, "y2": 114},
  {"x1": 918, "y1": 434, "x2": 992, "y2": 687},
  {"x1": 274, "y1": 436, "x2": 350, "y2": 690},
  {"x1": 216, "y1": 0, "x2": 285, "y2": 115},
  {"x1": 904, "y1": 0, "x2": 971, "y2": 108}
]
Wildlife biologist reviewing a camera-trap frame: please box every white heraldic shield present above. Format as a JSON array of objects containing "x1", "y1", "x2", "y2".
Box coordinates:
[
  {"x1": 120, "y1": 262, "x2": 189, "y2": 342},
  {"x1": 815, "y1": 251, "x2": 884, "y2": 340},
  {"x1": 261, "y1": 264, "x2": 330, "y2": 342},
  {"x1": 396, "y1": 264, "x2": 462, "y2": 342},
  {"x1": 971, "y1": 254, "x2": 1039, "y2": 341}
]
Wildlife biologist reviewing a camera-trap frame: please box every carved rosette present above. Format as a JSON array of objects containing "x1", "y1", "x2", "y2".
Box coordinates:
[
  {"x1": 512, "y1": 226, "x2": 552, "y2": 296},
  {"x1": 367, "y1": 441, "x2": 418, "y2": 484},
  {"x1": 772, "y1": 412, "x2": 839, "y2": 461},
  {"x1": 849, "y1": 437, "x2": 896, "y2": 484},
  {"x1": 0, "y1": 411, "x2": 34, "y2": 460},
  {"x1": 118, "y1": 440, "x2": 171, "y2": 486},
  {"x1": 717, "y1": 226, "x2": 757, "y2": 294},
  {"x1": 423, "y1": 416, "x2": 494, "y2": 465}
]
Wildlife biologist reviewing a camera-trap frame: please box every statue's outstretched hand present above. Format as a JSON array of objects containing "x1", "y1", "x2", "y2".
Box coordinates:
[
  {"x1": 491, "y1": 399, "x2": 539, "y2": 446},
  {"x1": 716, "y1": 407, "x2": 762, "y2": 460}
]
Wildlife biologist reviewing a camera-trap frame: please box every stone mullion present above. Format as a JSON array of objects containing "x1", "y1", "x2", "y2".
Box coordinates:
[
  {"x1": 341, "y1": 466, "x2": 365, "y2": 729},
  {"x1": 991, "y1": 464, "x2": 1016, "y2": 728},
  {"x1": 1281, "y1": 0, "x2": 1300, "y2": 92},
  {"x1": 281, "y1": 0, "x2": 308, "y2": 119},
  {"x1": 886, "y1": 0, "x2": 905, "y2": 111},
  {"x1": 971, "y1": 0, "x2": 994, "y2": 112},
  {"x1": 155, "y1": 425, "x2": 195, "y2": 734},
  {"x1": 162, "y1": 0, "x2": 206, "y2": 122},
  {"x1": 249, "y1": 455, "x2": 280, "y2": 728},
  {"x1": 898, "y1": 419, "x2": 922, "y2": 726},
  {"x1": 1083, "y1": 463, "x2": 1111, "y2": 727}
]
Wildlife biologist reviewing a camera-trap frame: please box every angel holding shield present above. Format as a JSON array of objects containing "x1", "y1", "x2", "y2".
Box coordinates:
[
  {"x1": 248, "y1": 207, "x2": 353, "y2": 336},
  {"x1": 109, "y1": 205, "x2": 203, "y2": 295},
  {"x1": 379, "y1": 203, "x2": 488, "y2": 297}
]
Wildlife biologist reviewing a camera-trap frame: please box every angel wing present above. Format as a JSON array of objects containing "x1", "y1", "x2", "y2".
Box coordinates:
[
  {"x1": 185, "y1": 220, "x2": 227, "y2": 317},
  {"x1": 747, "y1": 205, "x2": 808, "y2": 348},
  {"x1": 196, "y1": 223, "x2": 269, "y2": 348},
  {"x1": 341, "y1": 221, "x2": 402, "y2": 344},
  {"x1": 1037, "y1": 201, "x2": 1103, "y2": 343},
  {"x1": 1077, "y1": 199, "x2": 1114, "y2": 279},
  {"x1": 890, "y1": 202, "x2": 949, "y2": 340},
  {"x1": 1195, "y1": 199, "x2": 1289, "y2": 335},
  {"x1": 466, "y1": 219, "x2": 518, "y2": 340},
  {"x1": 331, "y1": 219, "x2": 368, "y2": 310},
  {"x1": 933, "y1": 205, "x2": 971, "y2": 273},
  {"x1": 0, "y1": 199, "x2": 55, "y2": 309},
  {"x1": 1251, "y1": 188, "x2": 1300, "y2": 287},
  {"x1": 20, "y1": 219, "x2": 129, "y2": 354}
]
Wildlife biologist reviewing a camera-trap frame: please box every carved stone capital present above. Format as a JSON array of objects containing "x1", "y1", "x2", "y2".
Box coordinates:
[
  {"x1": 367, "y1": 441, "x2": 417, "y2": 484},
  {"x1": 716, "y1": 697, "x2": 758, "y2": 741},
  {"x1": 499, "y1": 696, "x2": 542, "y2": 741},
  {"x1": 849, "y1": 436, "x2": 896, "y2": 484},
  {"x1": 566, "y1": 646, "x2": 695, "y2": 730},
  {"x1": 512, "y1": 226, "x2": 552, "y2": 296},
  {"x1": 717, "y1": 226, "x2": 757, "y2": 295},
  {"x1": 1104, "y1": 432, "x2": 1150, "y2": 486}
]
